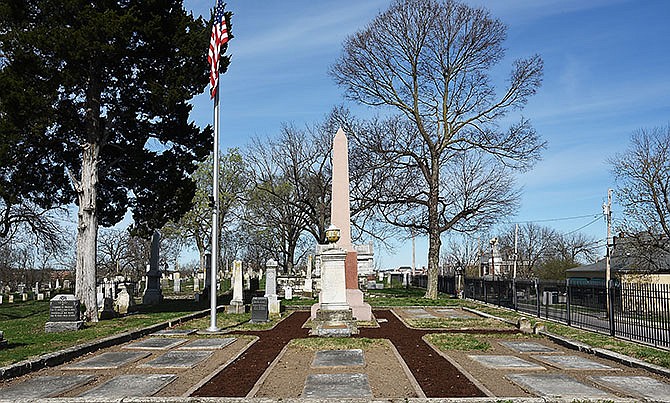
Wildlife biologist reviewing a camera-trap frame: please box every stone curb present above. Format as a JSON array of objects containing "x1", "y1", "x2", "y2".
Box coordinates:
[
  {"x1": 0, "y1": 397, "x2": 640, "y2": 402},
  {"x1": 0, "y1": 306, "x2": 223, "y2": 381},
  {"x1": 463, "y1": 305, "x2": 670, "y2": 380}
]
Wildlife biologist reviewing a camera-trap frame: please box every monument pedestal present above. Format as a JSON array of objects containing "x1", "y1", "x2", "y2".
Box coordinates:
[
  {"x1": 310, "y1": 247, "x2": 358, "y2": 337},
  {"x1": 226, "y1": 300, "x2": 245, "y2": 314}
]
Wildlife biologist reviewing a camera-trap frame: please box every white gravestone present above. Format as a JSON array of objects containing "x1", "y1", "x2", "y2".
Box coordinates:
[{"x1": 265, "y1": 259, "x2": 280, "y2": 314}]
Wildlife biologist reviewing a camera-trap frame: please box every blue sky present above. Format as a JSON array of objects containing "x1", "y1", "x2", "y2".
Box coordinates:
[{"x1": 182, "y1": 0, "x2": 670, "y2": 268}]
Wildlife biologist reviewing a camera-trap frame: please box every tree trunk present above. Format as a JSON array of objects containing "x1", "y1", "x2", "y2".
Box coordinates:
[
  {"x1": 75, "y1": 142, "x2": 100, "y2": 322},
  {"x1": 425, "y1": 160, "x2": 441, "y2": 299}
]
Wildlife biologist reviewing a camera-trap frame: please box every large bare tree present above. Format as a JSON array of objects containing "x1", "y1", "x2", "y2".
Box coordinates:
[
  {"x1": 610, "y1": 126, "x2": 670, "y2": 271},
  {"x1": 331, "y1": 0, "x2": 545, "y2": 298}
]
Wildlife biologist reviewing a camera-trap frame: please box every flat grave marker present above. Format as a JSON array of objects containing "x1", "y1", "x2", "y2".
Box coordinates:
[
  {"x1": 303, "y1": 373, "x2": 372, "y2": 398},
  {"x1": 152, "y1": 328, "x2": 197, "y2": 336},
  {"x1": 499, "y1": 341, "x2": 557, "y2": 353},
  {"x1": 312, "y1": 349, "x2": 365, "y2": 368},
  {"x1": 507, "y1": 374, "x2": 614, "y2": 399},
  {"x1": 178, "y1": 338, "x2": 236, "y2": 350},
  {"x1": 0, "y1": 375, "x2": 94, "y2": 398},
  {"x1": 590, "y1": 375, "x2": 670, "y2": 401},
  {"x1": 468, "y1": 355, "x2": 545, "y2": 370},
  {"x1": 139, "y1": 350, "x2": 212, "y2": 369},
  {"x1": 78, "y1": 374, "x2": 176, "y2": 398},
  {"x1": 532, "y1": 355, "x2": 618, "y2": 370},
  {"x1": 123, "y1": 338, "x2": 188, "y2": 350},
  {"x1": 402, "y1": 308, "x2": 437, "y2": 319},
  {"x1": 64, "y1": 351, "x2": 150, "y2": 370}
]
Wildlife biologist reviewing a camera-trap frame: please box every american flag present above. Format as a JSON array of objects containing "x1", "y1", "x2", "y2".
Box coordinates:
[{"x1": 208, "y1": 0, "x2": 229, "y2": 99}]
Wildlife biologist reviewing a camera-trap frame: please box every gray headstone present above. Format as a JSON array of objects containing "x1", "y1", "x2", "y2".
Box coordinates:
[
  {"x1": 64, "y1": 351, "x2": 150, "y2": 370},
  {"x1": 123, "y1": 338, "x2": 188, "y2": 350},
  {"x1": 591, "y1": 375, "x2": 670, "y2": 401},
  {"x1": 312, "y1": 349, "x2": 365, "y2": 367},
  {"x1": 532, "y1": 355, "x2": 618, "y2": 370},
  {"x1": 251, "y1": 297, "x2": 269, "y2": 323},
  {"x1": 78, "y1": 374, "x2": 176, "y2": 398},
  {"x1": 468, "y1": 355, "x2": 545, "y2": 370},
  {"x1": 0, "y1": 375, "x2": 94, "y2": 398},
  {"x1": 506, "y1": 374, "x2": 614, "y2": 399},
  {"x1": 49, "y1": 294, "x2": 80, "y2": 322},
  {"x1": 139, "y1": 350, "x2": 212, "y2": 369},
  {"x1": 303, "y1": 373, "x2": 372, "y2": 398},
  {"x1": 178, "y1": 338, "x2": 236, "y2": 350}
]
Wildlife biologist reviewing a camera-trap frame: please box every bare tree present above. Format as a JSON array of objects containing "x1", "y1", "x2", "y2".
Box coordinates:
[
  {"x1": 498, "y1": 223, "x2": 555, "y2": 278},
  {"x1": 610, "y1": 126, "x2": 670, "y2": 271},
  {"x1": 331, "y1": 0, "x2": 544, "y2": 298}
]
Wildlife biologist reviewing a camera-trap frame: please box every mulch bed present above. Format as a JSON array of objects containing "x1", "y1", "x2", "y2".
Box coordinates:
[{"x1": 192, "y1": 309, "x2": 513, "y2": 398}]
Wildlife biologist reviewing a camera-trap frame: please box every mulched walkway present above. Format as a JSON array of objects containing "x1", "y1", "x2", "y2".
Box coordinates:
[{"x1": 192, "y1": 309, "x2": 518, "y2": 398}]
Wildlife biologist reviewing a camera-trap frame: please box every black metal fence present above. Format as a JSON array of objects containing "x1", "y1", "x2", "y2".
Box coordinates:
[{"x1": 411, "y1": 275, "x2": 670, "y2": 349}]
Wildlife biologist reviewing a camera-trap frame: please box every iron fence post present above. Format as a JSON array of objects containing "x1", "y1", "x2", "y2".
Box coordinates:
[{"x1": 566, "y1": 279, "x2": 571, "y2": 326}]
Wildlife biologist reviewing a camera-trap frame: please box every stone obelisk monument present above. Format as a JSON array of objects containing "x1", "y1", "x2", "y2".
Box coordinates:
[{"x1": 331, "y1": 128, "x2": 372, "y2": 321}]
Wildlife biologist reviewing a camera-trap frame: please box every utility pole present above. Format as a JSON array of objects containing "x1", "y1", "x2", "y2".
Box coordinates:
[
  {"x1": 603, "y1": 189, "x2": 613, "y2": 317},
  {"x1": 411, "y1": 228, "x2": 416, "y2": 276},
  {"x1": 513, "y1": 223, "x2": 518, "y2": 279}
]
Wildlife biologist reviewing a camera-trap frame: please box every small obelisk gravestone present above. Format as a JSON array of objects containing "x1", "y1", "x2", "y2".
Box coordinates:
[
  {"x1": 265, "y1": 259, "x2": 280, "y2": 314},
  {"x1": 142, "y1": 231, "x2": 163, "y2": 305},
  {"x1": 226, "y1": 260, "x2": 245, "y2": 313}
]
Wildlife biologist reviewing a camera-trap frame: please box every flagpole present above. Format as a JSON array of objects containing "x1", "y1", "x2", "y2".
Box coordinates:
[{"x1": 208, "y1": 90, "x2": 221, "y2": 332}]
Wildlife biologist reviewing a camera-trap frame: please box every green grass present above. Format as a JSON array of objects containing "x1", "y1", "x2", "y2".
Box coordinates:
[
  {"x1": 464, "y1": 301, "x2": 670, "y2": 369},
  {"x1": 407, "y1": 317, "x2": 514, "y2": 330},
  {"x1": 0, "y1": 299, "x2": 206, "y2": 367},
  {"x1": 365, "y1": 287, "x2": 458, "y2": 306},
  {"x1": 425, "y1": 333, "x2": 492, "y2": 352},
  {"x1": 289, "y1": 337, "x2": 384, "y2": 350},
  {"x1": 184, "y1": 312, "x2": 285, "y2": 332}
]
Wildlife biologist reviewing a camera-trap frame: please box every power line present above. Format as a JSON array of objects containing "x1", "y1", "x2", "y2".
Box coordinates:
[
  {"x1": 508, "y1": 213, "x2": 600, "y2": 225},
  {"x1": 563, "y1": 216, "x2": 602, "y2": 236}
]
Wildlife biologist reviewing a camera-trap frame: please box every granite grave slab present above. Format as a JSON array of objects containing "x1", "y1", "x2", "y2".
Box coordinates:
[
  {"x1": 303, "y1": 373, "x2": 372, "y2": 398},
  {"x1": 402, "y1": 308, "x2": 437, "y2": 319},
  {"x1": 312, "y1": 349, "x2": 365, "y2": 367},
  {"x1": 468, "y1": 355, "x2": 545, "y2": 370},
  {"x1": 499, "y1": 341, "x2": 557, "y2": 353},
  {"x1": 78, "y1": 374, "x2": 177, "y2": 398},
  {"x1": 152, "y1": 328, "x2": 197, "y2": 336},
  {"x1": 64, "y1": 351, "x2": 150, "y2": 370},
  {"x1": 590, "y1": 375, "x2": 670, "y2": 401},
  {"x1": 434, "y1": 308, "x2": 472, "y2": 318},
  {"x1": 532, "y1": 355, "x2": 618, "y2": 370},
  {"x1": 507, "y1": 374, "x2": 614, "y2": 399},
  {"x1": 139, "y1": 350, "x2": 212, "y2": 369},
  {"x1": 124, "y1": 338, "x2": 188, "y2": 350},
  {"x1": 0, "y1": 375, "x2": 94, "y2": 398},
  {"x1": 178, "y1": 337, "x2": 236, "y2": 350}
]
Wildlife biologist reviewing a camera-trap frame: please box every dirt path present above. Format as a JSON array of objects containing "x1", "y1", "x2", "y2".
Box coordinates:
[{"x1": 192, "y1": 309, "x2": 486, "y2": 398}]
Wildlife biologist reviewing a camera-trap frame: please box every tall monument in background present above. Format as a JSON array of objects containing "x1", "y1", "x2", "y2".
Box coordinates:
[{"x1": 330, "y1": 128, "x2": 372, "y2": 321}]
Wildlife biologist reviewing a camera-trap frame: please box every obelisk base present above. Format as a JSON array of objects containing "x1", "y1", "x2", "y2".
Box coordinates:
[
  {"x1": 310, "y1": 308, "x2": 358, "y2": 337},
  {"x1": 346, "y1": 289, "x2": 372, "y2": 321}
]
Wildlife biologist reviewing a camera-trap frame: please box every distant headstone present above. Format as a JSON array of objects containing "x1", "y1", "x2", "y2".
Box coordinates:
[
  {"x1": 115, "y1": 283, "x2": 134, "y2": 314},
  {"x1": 7, "y1": 295, "x2": 13, "y2": 303},
  {"x1": 142, "y1": 230, "x2": 164, "y2": 305},
  {"x1": 283, "y1": 285, "x2": 293, "y2": 300},
  {"x1": 250, "y1": 297, "x2": 269, "y2": 323},
  {"x1": 193, "y1": 276, "x2": 200, "y2": 292},
  {"x1": 226, "y1": 260, "x2": 245, "y2": 314},
  {"x1": 63, "y1": 280, "x2": 70, "y2": 290},
  {"x1": 37, "y1": 293, "x2": 44, "y2": 301},
  {"x1": 21, "y1": 293, "x2": 28, "y2": 302},
  {"x1": 173, "y1": 273, "x2": 181, "y2": 293},
  {"x1": 45, "y1": 294, "x2": 84, "y2": 332},
  {"x1": 0, "y1": 295, "x2": 3, "y2": 304},
  {"x1": 99, "y1": 297, "x2": 117, "y2": 320},
  {"x1": 0, "y1": 330, "x2": 7, "y2": 348},
  {"x1": 265, "y1": 259, "x2": 280, "y2": 314}
]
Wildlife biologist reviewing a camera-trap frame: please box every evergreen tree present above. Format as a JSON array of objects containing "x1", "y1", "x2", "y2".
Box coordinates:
[{"x1": 0, "y1": 0, "x2": 231, "y2": 320}]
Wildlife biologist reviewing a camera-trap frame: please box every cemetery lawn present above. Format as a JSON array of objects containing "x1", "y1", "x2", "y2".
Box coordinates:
[
  {"x1": 467, "y1": 302, "x2": 670, "y2": 369},
  {"x1": 0, "y1": 299, "x2": 207, "y2": 367},
  {"x1": 365, "y1": 287, "x2": 457, "y2": 306}
]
